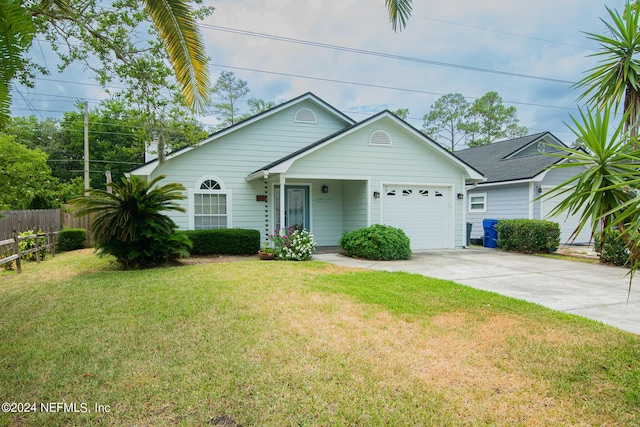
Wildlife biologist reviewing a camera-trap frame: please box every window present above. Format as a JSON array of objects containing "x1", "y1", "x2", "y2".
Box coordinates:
[
  {"x1": 191, "y1": 177, "x2": 230, "y2": 229},
  {"x1": 469, "y1": 193, "x2": 487, "y2": 212},
  {"x1": 369, "y1": 130, "x2": 392, "y2": 146}
]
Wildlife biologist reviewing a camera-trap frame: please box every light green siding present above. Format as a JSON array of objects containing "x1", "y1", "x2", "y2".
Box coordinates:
[{"x1": 147, "y1": 99, "x2": 351, "y2": 233}]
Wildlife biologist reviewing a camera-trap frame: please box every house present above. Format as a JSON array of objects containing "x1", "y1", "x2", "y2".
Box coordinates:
[
  {"x1": 454, "y1": 132, "x2": 592, "y2": 245},
  {"x1": 129, "y1": 93, "x2": 484, "y2": 250}
]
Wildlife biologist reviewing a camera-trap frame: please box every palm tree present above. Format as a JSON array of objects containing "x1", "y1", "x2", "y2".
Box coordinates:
[
  {"x1": 544, "y1": 106, "x2": 640, "y2": 241},
  {"x1": 71, "y1": 174, "x2": 191, "y2": 268},
  {"x1": 572, "y1": 2, "x2": 640, "y2": 139}
]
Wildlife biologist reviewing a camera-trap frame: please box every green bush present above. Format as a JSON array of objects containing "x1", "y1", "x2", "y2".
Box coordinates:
[
  {"x1": 57, "y1": 228, "x2": 87, "y2": 251},
  {"x1": 18, "y1": 229, "x2": 47, "y2": 261},
  {"x1": 182, "y1": 229, "x2": 260, "y2": 255},
  {"x1": 496, "y1": 219, "x2": 560, "y2": 254},
  {"x1": 339, "y1": 224, "x2": 411, "y2": 260},
  {"x1": 594, "y1": 229, "x2": 630, "y2": 266}
]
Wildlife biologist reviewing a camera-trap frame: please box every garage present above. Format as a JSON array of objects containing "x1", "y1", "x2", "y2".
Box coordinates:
[{"x1": 382, "y1": 184, "x2": 451, "y2": 250}]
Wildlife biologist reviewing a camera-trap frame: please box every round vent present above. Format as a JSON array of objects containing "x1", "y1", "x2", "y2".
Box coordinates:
[
  {"x1": 369, "y1": 130, "x2": 392, "y2": 146},
  {"x1": 294, "y1": 108, "x2": 317, "y2": 123}
]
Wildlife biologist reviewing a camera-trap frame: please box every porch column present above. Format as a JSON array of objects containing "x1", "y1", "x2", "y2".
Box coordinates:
[{"x1": 279, "y1": 174, "x2": 286, "y2": 231}]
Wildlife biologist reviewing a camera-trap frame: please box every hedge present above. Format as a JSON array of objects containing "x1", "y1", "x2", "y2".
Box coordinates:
[
  {"x1": 339, "y1": 224, "x2": 411, "y2": 260},
  {"x1": 57, "y1": 228, "x2": 87, "y2": 251},
  {"x1": 181, "y1": 229, "x2": 260, "y2": 255},
  {"x1": 496, "y1": 219, "x2": 560, "y2": 254}
]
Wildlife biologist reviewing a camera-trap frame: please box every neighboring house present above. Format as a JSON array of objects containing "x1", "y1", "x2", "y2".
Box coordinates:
[
  {"x1": 130, "y1": 93, "x2": 484, "y2": 250},
  {"x1": 455, "y1": 132, "x2": 592, "y2": 245}
]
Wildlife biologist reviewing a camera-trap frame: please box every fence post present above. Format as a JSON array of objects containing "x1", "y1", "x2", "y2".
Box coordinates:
[
  {"x1": 49, "y1": 227, "x2": 56, "y2": 258},
  {"x1": 12, "y1": 230, "x2": 21, "y2": 274},
  {"x1": 34, "y1": 232, "x2": 41, "y2": 263}
]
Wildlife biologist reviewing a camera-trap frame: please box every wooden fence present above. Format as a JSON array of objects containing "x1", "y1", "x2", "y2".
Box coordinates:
[
  {"x1": 0, "y1": 229, "x2": 59, "y2": 273},
  {"x1": 0, "y1": 208, "x2": 92, "y2": 245}
]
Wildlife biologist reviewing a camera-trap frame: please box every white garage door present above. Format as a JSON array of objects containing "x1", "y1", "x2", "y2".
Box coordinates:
[
  {"x1": 541, "y1": 187, "x2": 592, "y2": 244},
  {"x1": 382, "y1": 184, "x2": 450, "y2": 250}
]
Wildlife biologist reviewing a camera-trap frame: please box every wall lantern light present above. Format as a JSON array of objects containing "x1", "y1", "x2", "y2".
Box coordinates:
[
  {"x1": 373, "y1": 191, "x2": 380, "y2": 199},
  {"x1": 457, "y1": 193, "x2": 464, "y2": 200},
  {"x1": 322, "y1": 185, "x2": 329, "y2": 194}
]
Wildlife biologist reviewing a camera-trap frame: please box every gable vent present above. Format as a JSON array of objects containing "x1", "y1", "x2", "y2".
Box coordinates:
[
  {"x1": 294, "y1": 108, "x2": 317, "y2": 123},
  {"x1": 369, "y1": 130, "x2": 392, "y2": 146}
]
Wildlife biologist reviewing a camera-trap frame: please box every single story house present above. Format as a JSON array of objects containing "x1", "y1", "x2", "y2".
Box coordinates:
[
  {"x1": 130, "y1": 93, "x2": 485, "y2": 250},
  {"x1": 454, "y1": 132, "x2": 592, "y2": 245}
]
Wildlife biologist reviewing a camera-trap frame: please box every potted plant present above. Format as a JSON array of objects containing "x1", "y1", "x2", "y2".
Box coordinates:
[{"x1": 258, "y1": 243, "x2": 276, "y2": 260}]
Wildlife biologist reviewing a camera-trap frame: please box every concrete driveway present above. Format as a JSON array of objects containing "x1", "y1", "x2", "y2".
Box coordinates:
[{"x1": 314, "y1": 247, "x2": 640, "y2": 335}]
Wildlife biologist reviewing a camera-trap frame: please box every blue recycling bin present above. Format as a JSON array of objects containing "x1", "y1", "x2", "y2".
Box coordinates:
[{"x1": 483, "y1": 219, "x2": 498, "y2": 248}]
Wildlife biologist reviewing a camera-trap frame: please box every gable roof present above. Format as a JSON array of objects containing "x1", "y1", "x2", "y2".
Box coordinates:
[
  {"x1": 129, "y1": 92, "x2": 356, "y2": 176},
  {"x1": 247, "y1": 110, "x2": 485, "y2": 182},
  {"x1": 454, "y1": 132, "x2": 567, "y2": 184}
]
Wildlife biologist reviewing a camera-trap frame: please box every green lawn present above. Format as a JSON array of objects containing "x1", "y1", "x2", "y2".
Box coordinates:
[{"x1": 1, "y1": 250, "x2": 639, "y2": 426}]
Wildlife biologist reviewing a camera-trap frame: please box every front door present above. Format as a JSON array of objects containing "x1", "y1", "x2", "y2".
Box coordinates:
[{"x1": 275, "y1": 185, "x2": 310, "y2": 230}]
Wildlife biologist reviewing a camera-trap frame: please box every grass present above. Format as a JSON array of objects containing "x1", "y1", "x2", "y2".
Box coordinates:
[{"x1": 0, "y1": 250, "x2": 639, "y2": 426}]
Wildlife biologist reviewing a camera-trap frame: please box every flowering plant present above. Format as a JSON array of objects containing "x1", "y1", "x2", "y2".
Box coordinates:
[{"x1": 269, "y1": 226, "x2": 316, "y2": 261}]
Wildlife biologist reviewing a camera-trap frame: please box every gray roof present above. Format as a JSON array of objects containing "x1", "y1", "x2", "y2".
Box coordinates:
[{"x1": 454, "y1": 132, "x2": 567, "y2": 184}]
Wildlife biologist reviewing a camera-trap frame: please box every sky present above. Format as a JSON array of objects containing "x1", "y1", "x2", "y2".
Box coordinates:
[{"x1": 10, "y1": 0, "x2": 628, "y2": 145}]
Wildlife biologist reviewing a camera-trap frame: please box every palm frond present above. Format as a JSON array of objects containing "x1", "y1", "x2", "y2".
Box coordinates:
[
  {"x1": 143, "y1": 0, "x2": 210, "y2": 113},
  {"x1": 385, "y1": 0, "x2": 413, "y2": 32}
]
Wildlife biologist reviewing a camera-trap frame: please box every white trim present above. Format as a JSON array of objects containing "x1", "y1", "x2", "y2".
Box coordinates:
[
  {"x1": 247, "y1": 111, "x2": 484, "y2": 182},
  {"x1": 528, "y1": 182, "x2": 535, "y2": 219},
  {"x1": 195, "y1": 175, "x2": 226, "y2": 190},
  {"x1": 468, "y1": 192, "x2": 487, "y2": 213},
  {"x1": 131, "y1": 93, "x2": 356, "y2": 177},
  {"x1": 188, "y1": 175, "x2": 232, "y2": 230}
]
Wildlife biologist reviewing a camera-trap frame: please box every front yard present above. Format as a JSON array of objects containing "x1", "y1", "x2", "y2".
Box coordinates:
[{"x1": 0, "y1": 250, "x2": 638, "y2": 426}]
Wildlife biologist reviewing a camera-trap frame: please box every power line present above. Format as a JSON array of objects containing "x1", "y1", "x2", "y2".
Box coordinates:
[{"x1": 203, "y1": 25, "x2": 576, "y2": 85}]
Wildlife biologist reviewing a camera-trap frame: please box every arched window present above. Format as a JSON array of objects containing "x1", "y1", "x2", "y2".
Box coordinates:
[
  {"x1": 191, "y1": 176, "x2": 230, "y2": 230},
  {"x1": 200, "y1": 179, "x2": 221, "y2": 190}
]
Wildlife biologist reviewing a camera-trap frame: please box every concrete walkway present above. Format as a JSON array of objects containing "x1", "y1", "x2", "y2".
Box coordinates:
[{"x1": 313, "y1": 247, "x2": 640, "y2": 335}]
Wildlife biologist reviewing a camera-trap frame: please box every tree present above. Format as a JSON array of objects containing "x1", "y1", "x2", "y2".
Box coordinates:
[
  {"x1": 573, "y1": 2, "x2": 640, "y2": 141},
  {"x1": 248, "y1": 98, "x2": 276, "y2": 115},
  {"x1": 1, "y1": 1, "x2": 414, "y2": 126},
  {"x1": 392, "y1": 108, "x2": 409, "y2": 121},
  {"x1": 423, "y1": 93, "x2": 470, "y2": 151},
  {"x1": 209, "y1": 71, "x2": 250, "y2": 129},
  {"x1": 462, "y1": 92, "x2": 528, "y2": 147},
  {"x1": 0, "y1": 134, "x2": 61, "y2": 209},
  {"x1": 70, "y1": 174, "x2": 191, "y2": 269},
  {"x1": 1, "y1": 0, "x2": 212, "y2": 128}
]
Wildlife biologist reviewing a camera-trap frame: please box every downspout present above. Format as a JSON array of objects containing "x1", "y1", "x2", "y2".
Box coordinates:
[{"x1": 279, "y1": 174, "x2": 286, "y2": 231}]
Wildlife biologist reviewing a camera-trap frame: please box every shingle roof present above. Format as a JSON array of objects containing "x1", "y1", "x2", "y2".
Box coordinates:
[{"x1": 454, "y1": 132, "x2": 566, "y2": 184}]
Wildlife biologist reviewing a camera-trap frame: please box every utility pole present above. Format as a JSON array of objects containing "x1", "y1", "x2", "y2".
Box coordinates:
[{"x1": 84, "y1": 101, "x2": 89, "y2": 194}]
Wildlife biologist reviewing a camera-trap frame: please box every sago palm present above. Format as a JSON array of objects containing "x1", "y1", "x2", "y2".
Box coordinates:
[{"x1": 71, "y1": 175, "x2": 191, "y2": 268}]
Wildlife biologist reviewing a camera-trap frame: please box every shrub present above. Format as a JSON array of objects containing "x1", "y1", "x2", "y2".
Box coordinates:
[
  {"x1": 496, "y1": 219, "x2": 560, "y2": 253},
  {"x1": 57, "y1": 228, "x2": 87, "y2": 251},
  {"x1": 18, "y1": 229, "x2": 47, "y2": 261},
  {"x1": 182, "y1": 229, "x2": 260, "y2": 255},
  {"x1": 594, "y1": 229, "x2": 630, "y2": 266},
  {"x1": 339, "y1": 224, "x2": 411, "y2": 260},
  {"x1": 71, "y1": 175, "x2": 191, "y2": 269},
  {"x1": 269, "y1": 227, "x2": 316, "y2": 261}
]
